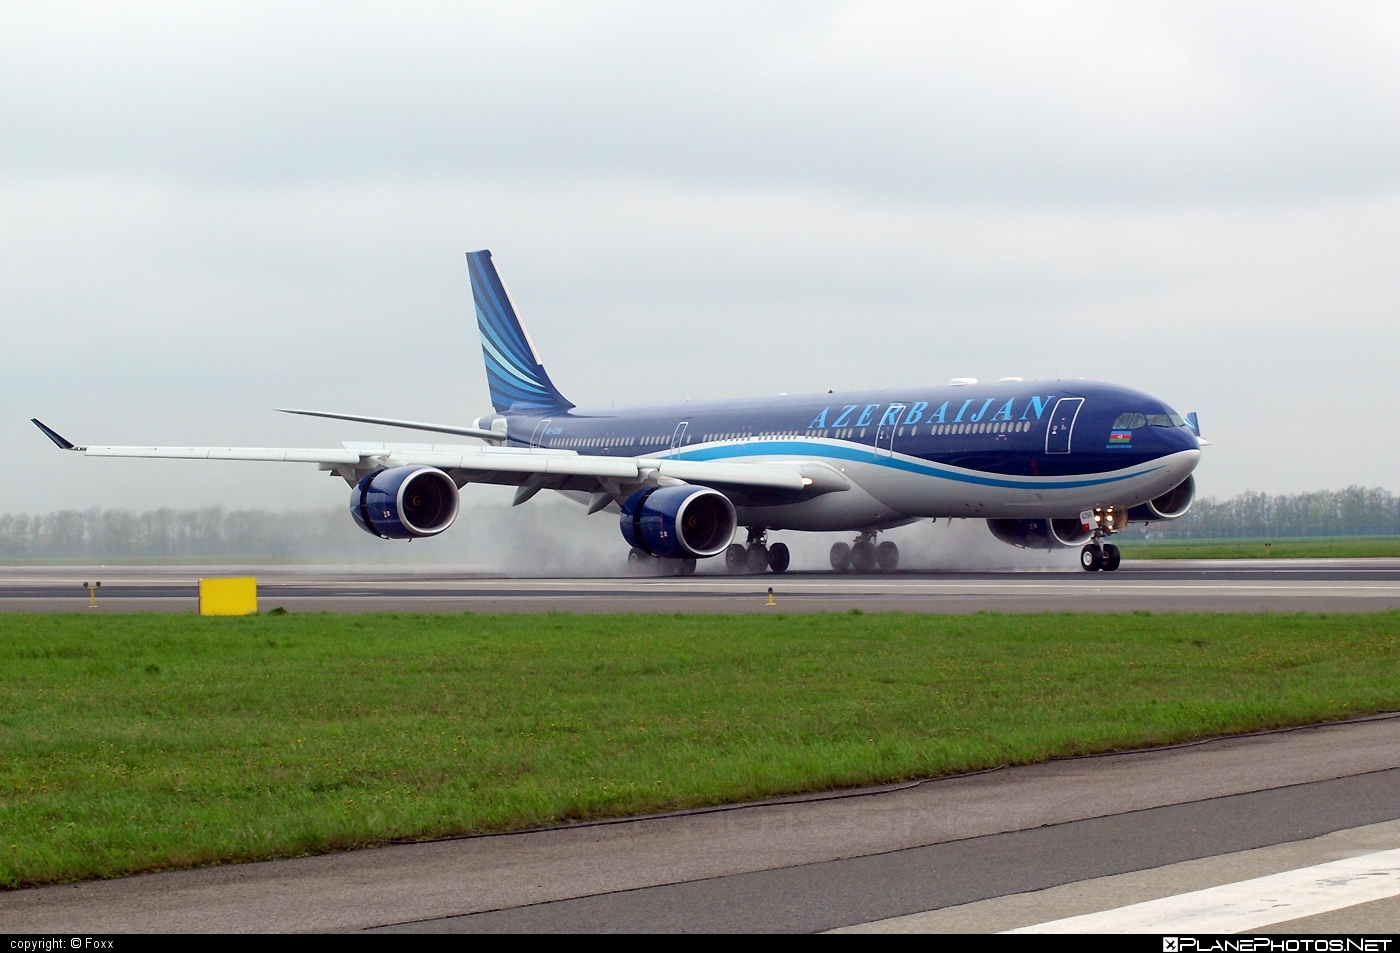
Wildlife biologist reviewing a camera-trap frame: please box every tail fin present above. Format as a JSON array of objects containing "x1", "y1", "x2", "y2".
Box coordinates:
[{"x1": 466, "y1": 250, "x2": 574, "y2": 413}]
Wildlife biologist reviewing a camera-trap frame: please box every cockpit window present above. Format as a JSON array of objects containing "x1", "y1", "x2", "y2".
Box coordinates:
[
  {"x1": 1146, "y1": 413, "x2": 1187, "y2": 428},
  {"x1": 1112, "y1": 412, "x2": 1147, "y2": 429}
]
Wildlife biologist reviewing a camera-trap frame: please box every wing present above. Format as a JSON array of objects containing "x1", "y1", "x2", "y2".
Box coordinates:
[{"x1": 31, "y1": 420, "x2": 848, "y2": 497}]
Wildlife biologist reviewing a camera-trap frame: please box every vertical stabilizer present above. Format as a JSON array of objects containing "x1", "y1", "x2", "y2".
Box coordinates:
[{"x1": 466, "y1": 250, "x2": 574, "y2": 413}]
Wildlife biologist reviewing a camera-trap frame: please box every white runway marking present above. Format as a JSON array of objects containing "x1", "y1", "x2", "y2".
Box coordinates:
[{"x1": 1007, "y1": 848, "x2": 1400, "y2": 934}]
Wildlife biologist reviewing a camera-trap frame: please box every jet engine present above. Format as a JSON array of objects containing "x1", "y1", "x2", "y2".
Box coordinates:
[
  {"x1": 351, "y1": 466, "x2": 460, "y2": 539},
  {"x1": 986, "y1": 517, "x2": 1092, "y2": 551},
  {"x1": 1127, "y1": 475, "x2": 1196, "y2": 521},
  {"x1": 620, "y1": 485, "x2": 737, "y2": 559}
]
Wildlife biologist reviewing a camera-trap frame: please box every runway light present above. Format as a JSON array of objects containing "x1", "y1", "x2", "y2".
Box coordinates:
[{"x1": 766, "y1": 587, "x2": 776, "y2": 607}]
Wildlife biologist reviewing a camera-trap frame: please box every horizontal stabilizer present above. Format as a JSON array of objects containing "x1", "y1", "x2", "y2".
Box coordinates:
[{"x1": 279, "y1": 409, "x2": 500, "y2": 441}]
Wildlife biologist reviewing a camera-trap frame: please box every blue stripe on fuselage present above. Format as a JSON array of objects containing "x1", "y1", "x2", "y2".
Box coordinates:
[{"x1": 672, "y1": 439, "x2": 1164, "y2": 490}]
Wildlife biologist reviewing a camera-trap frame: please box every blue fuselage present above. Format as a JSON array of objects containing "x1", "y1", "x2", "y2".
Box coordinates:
[{"x1": 490, "y1": 380, "x2": 1201, "y2": 531}]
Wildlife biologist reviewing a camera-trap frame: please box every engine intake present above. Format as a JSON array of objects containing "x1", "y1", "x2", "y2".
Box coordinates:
[
  {"x1": 620, "y1": 485, "x2": 737, "y2": 558},
  {"x1": 986, "y1": 517, "x2": 1092, "y2": 550},
  {"x1": 351, "y1": 466, "x2": 460, "y2": 539},
  {"x1": 1127, "y1": 475, "x2": 1195, "y2": 521}
]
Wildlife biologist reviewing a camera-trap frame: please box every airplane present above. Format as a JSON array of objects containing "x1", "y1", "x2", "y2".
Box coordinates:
[{"x1": 32, "y1": 249, "x2": 1203, "y2": 575}]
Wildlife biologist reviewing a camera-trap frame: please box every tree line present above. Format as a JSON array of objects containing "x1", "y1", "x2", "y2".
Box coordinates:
[
  {"x1": 2, "y1": 486, "x2": 1398, "y2": 557},
  {"x1": 0, "y1": 507, "x2": 372, "y2": 558},
  {"x1": 1131, "y1": 486, "x2": 1400, "y2": 539}
]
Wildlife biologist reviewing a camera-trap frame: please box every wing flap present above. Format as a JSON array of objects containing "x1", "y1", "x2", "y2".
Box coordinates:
[
  {"x1": 83, "y1": 447, "x2": 366, "y2": 464},
  {"x1": 386, "y1": 449, "x2": 641, "y2": 479},
  {"x1": 62, "y1": 438, "x2": 821, "y2": 491}
]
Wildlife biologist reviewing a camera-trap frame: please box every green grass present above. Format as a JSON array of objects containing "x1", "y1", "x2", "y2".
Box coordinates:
[
  {"x1": 1119, "y1": 537, "x2": 1400, "y2": 559},
  {"x1": 3, "y1": 611, "x2": 1400, "y2": 887}
]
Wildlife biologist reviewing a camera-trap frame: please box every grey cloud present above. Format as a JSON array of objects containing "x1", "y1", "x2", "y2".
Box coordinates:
[{"x1": 2, "y1": 2, "x2": 1399, "y2": 203}]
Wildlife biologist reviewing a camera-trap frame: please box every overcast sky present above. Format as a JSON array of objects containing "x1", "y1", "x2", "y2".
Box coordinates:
[{"x1": 4, "y1": 1, "x2": 1398, "y2": 512}]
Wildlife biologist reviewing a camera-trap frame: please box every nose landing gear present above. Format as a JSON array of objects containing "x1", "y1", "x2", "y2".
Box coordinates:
[
  {"x1": 725, "y1": 528, "x2": 790, "y2": 574},
  {"x1": 1079, "y1": 543, "x2": 1121, "y2": 572},
  {"x1": 830, "y1": 532, "x2": 899, "y2": 573},
  {"x1": 1078, "y1": 506, "x2": 1125, "y2": 572}
]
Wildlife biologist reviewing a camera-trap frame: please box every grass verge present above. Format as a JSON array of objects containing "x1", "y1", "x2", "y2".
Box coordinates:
[
  {"x1": 3, "y1": 610, "x2": 1399, "y2": 887},
  {"x1": 1119, "y1": 537, "x2": 1400, "y2": 559}
]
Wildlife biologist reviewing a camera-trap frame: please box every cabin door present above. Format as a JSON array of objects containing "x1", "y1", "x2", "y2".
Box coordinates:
[
  {"x1": 1045, "y1": 398, "x2": 1084, "y2": 454},
  {"x1": 670, "y1": 421, "x2": 689, "y2": 452},
  {"x1": 876, "y1": 403, "x2": 906, "y2": 456},
  {"x1": 530, "y1": 418, "x2": 552, "y2": 448}
]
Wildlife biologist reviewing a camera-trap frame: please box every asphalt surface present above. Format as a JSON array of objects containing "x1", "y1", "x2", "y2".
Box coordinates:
[
  {"x1": 388, "y1": 771, "x2": 1400, "y2": 933},
  {"x1": 5, "y1": 714, "x2": 1400, "y2": 933},
  {"x1": 2, "y1": 558, "x2": 1400, "y2": 613}
]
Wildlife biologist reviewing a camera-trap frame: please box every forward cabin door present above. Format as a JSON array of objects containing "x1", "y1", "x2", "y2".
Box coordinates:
[
  {"x1": 1045, "y1": 398, "x2": 1084, "y2": 454},
  {"x1": 876, "y1": 403, "x2": 906, "y2": 456}
]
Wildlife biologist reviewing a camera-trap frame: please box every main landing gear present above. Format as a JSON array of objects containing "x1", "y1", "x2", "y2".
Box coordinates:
[
  {"x1": 1079, "y1": 542, "x2": 1121, "y2": 572},
  {"x1": 830, "y1": 532, "x2": 899, "y2": 573},
  {"x1": 628, "y1": 547, "x2": 696, "y2": 576},
  {"x1": 725, "y1": 528, "x2": 790, "y2": 574}
]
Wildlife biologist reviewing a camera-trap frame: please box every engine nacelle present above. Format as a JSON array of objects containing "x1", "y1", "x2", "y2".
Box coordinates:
[
  {"x1": 986, "y1": 517, "x2": 1092, "y2": 550},
  {"x1": 620, "y1": 485, "x2": 736, "y2": 559},
  {"x1": 1127, "y1": 475, "x2": 1196, "y2": 521},
  {"x1": 351, "y1": 466, "x2": 460, "y2": 539}
]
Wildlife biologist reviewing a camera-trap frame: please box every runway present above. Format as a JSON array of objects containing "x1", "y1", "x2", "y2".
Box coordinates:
[
  {"x1": 5, "y1": 714, "x2": 1400, "y2": 933},
  {"x1": 1, "y1": 559, "x2": 1399, "y2": 613}
]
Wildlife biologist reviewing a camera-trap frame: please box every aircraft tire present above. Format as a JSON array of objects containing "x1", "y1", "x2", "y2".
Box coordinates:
[
  {"x1": 851, "y1": 539, "x2": 877, "y2": 573},
  {"x1": 768, "y1": 542, "x2": 790, "y2": 573},
  {"x1": 830, "y1": 542, "x2": 852, "y2": 572},
  {"x1": 876, "y1": 540, "x2": 899, "y2": 571},
  {"x1": 726, "y1": 543, "x2": 748, "y2": 574},
  {"x1": 1102, "y1": 543, "x2": 1121, "y2": 572},
  {"x1": 677, "y1": 557, "x2": 697, "y2": 576},
  {"x1": 628, "y1": 547, "x2": 651, "y2": 575},
  {"x1": 1080, "y1": 544, "x2": 1103, "y2": 572},
  {"x1": 746, "y1": 544, "x2": 770, "y2": 574}
]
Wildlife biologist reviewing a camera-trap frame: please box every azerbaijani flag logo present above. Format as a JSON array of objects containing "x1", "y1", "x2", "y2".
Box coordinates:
[{"x1": 1107, "y1": 430, "x2": 1133, "y2": 448}]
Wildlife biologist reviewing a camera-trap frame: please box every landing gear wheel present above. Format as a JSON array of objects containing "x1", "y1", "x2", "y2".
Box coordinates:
[
  {"x1": 851, "y1": 539, "x2": 877, "y2": 573},
  {"x1": 1080, "y1": 544, "x2": 1103, "y2": 572},
  {"x1": 1102, "y1": 543, "x2": 1121, "y2": 572},
  {"x1": 746, "y1": 544, "x2": 770, "y2": 574},
  {"x1": 628, "y1": 547, "x2": 650, "y2": 575},
  {"x1": 876, "y1": 540, "x2": 899, "y2": 571},
  {"x1": 768, "y1": 542, "x2": 790, "y2": 574},
  {"x1": 830, "y1": 542, "x2": 852, "y2": 572},
  {"x1": 725, "y1": 543, "x2": 747, "y2": 574},
  {"x1": 676, "y1": 557, "x2": 697, "y2": 576}
]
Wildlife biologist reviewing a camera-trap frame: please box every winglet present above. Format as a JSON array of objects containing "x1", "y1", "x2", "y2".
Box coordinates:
[
  {"x1": 31, "y1": 418, "x2": 82, "y2": 450},
  {"x1": 1185, "y1": 412, "x2": 1201, "y2": 437}
]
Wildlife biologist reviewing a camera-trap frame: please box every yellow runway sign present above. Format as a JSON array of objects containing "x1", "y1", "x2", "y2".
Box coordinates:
[{"x1": 199, "y1": 577, "x2": 258, "y2": 615}]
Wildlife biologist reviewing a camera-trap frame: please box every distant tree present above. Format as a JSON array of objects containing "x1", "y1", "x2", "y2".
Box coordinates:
[{"x1": 1138, "y1": 486, "x2": 1400, "y2": 539}]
